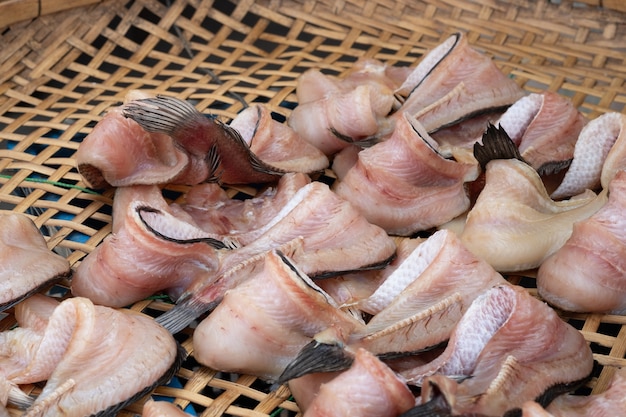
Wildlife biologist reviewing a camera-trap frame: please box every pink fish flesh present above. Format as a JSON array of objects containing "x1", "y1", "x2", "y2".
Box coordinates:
[
  {"x1": 395, "y1": 32, "x2": 525, "y2": 133},
  {"x1": 333, "y1": 113, "x2": 478, "y2": 235},
  {"x1": 302, "y1": 348, "x2": 415, "y2": 417},
  {"x1": 192, "y1": 250, "x2": 364, "y2": 381},
  {"x1": 0, "y1": 213, "x2": 71, "y2": 312},
  {"x1": 401, "y1": 285, "x2": 593, "y2": 416},
  {"x1": 71, "y1": 185, "x2": 228, "y2": 307},
  {"x1": 229, "y1": 104, "x2": 329, "y2": 174},
  {"x1": 537, "y1": 169, "x2": 626, "y2": 314}
]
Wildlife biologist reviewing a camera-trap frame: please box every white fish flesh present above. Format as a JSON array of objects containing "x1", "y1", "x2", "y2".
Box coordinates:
[{"x1": 460, "y1": 158, "x2": 607, "y2": 271}]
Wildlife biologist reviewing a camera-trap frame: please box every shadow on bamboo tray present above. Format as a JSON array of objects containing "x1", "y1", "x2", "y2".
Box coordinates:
[{"x1": 0, "y1": 0, "x2": 625, "y2": 416}]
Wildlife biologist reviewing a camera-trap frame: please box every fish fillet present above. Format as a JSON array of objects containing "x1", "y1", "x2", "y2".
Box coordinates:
[
  {"x1": 402, "y1": 285, "x2": 593, "y2": 416},
  {"x1": 537, "y1": 169, "x2": 626, "y2": 314},
  {"x1": 396, "y1": 32, "x2": 524, "y2": 133},
  {"x1": 0, "y1": 213, "x2": 71, "y2": 312},
  {"x1": 333, "y1": 113, "x2": 478, "y2": 235},
  {"x1": 302, "y1": 348, "x2": 415, "y2": 417},
  {"x1": 192, "y1": 250, "x2": 363, "y2": 382},
  {"x1": 460, "y1": 158, "x2": 607, "y2": 271},
  {"x1": 21, "y1": 297, "x2": 183, "y2": 417}
]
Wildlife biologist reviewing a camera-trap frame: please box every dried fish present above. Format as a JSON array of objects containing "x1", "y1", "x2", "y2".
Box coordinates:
[{"x1": 0, "y1": 213, "x2": 71, "y2": 312}]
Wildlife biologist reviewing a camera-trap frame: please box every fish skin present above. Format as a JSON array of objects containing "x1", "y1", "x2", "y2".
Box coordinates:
[
  {"x1": 229, "y1": 104, "x2": 329, "y2": 174},
  {"x1": 276, "y1": 230, "x2": 507, "y2": 384},
  {"x1": 460, "y1": 158, "x2": 608, "y2": 272},
  {"x1": 599, "y1": 113, "x2": 626, "y2": 189},
  {"x1": 353, "y1": 229, "x2": 508, "y2": 354},
  {"x1": 122, "y1": 95, "x2": 286, "y2": 185},
  {"x1": 495, "y1": 92, "x2": 587, "y2": 175},
  {"x1": 316, "y1": 236, "x2": 425, "y2": 308},
  {"x1": 537, "y1": 169, "x2": 626, "y2": 314},
  {"x1": 0, "y1": 213, "x2": 71, "y2": 312},
  {"x1": 551, "y1": 112, "x2": 626, "y2": 199},
  {"x1": 401, "y1": 284, "x2": 593, "y2": 416},
  {"x1": 302, "y1": 348, "x2": 415, "y2": 417},
  {"x1": 333, "y1": 113, "x2": 478, "y2": 235},
  {"x1": 192, "y1": 250, "x2": 364, "y2": 382},
  {"x1": 21, "y1": 297, "x2": 184, "y2": 417}
]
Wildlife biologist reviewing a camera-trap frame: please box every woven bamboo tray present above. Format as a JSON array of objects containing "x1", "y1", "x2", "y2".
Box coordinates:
[{"x1": 1, "y1": 0, "x2": 625, "y2": 416}]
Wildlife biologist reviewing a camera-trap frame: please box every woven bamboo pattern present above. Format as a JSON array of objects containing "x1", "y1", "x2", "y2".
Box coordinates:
[{"x1": 0, "y1": 0, "x2": 625, "y2": 415}]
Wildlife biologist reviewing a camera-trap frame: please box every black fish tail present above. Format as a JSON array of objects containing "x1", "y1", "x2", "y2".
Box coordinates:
[
  {"x1": 398, "y1": 381, "x2": 452, "y2": 417},
  {"x1": 502, "y1": 365, "x2": 595, "y2": 417},
  {"x1": 473, "y1": 123, "x2": 527, "y2": 171},
  {"x1": 275, "y1": 340, "x2": 355, "y2": 386}
]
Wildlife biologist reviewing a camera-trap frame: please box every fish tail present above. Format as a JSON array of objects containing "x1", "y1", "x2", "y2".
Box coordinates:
[
  {"x1": 275, "y1": 340, "x2": 355, "y2": 385},
  {"x1": 398, "y1": 381, "x2": 452, "y2": 417},
  {"x1": 156, "y1": 295, "x2": 217, "y2": 334},
  {"x1": 473, "y1": 123, "x2": 527, "y2": 171},
  {"x1": 7, "y1": 383, "x2": 35, "y2": 410}
]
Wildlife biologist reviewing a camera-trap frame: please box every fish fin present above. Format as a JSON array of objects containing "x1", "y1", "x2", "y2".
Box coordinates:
[
  {"x1": 376, "y1": 340, "x2": 448, "y2": 361},
  {"x1": 473, "y1": 123, "x2": 526, "y2": 171},
  {"x1": 218, "y1": 118, "x2": 287, "y2": 177},
  {"x1": 121, "y1": 95, "x2": 204, "y2": 137},
  {"x1": 275, "y1": 250, "x2": 339, "y2": 308},
  {"x1": 398, "y1": 381, "x2": 453, "y2": 417},
  {"x1": 329, "y1": 127, "x2": 384, "y2": 148},
  {"x1": 136, "y1": 205, "x2": 235, "y2": 250},
  {"x1": 406, "y1": 115, "x2": 452, "y2": 159},
  {"x1": 205, "y1": 143, "x2": 224, "y2": 183},
  {"x1": 92, "y1": 342, "x2": 188, "y2": 417},
  {"x1": 311, "y1": 250, "x2": 396, "y2": 280},
  {"x1": 156, "y1": 296, "x2": 217, "y2": 334},
  {"x1": 536, "y1": 158, "x2": 572, "y2": 177},
  {"x1": 275, "y1": 340, "x2": 355, "y2": 385},
  {"x1": 7, "y1": 384, "x2": 34, "y2": 410},
  {"x1": 531, "y1": 363, "x2": 594, "y2": 409}
]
